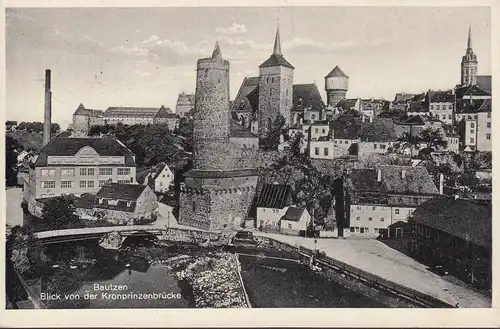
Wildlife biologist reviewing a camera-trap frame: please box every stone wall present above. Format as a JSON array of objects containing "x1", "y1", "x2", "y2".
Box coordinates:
[{"x1": 178, "y1": 189, "x2": 212, "y2": 230}]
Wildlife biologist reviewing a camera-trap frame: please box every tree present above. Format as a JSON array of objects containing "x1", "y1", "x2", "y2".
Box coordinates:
[
  {"x1": 7, "y1": 225, "x2": 48, "y2": 277},
  {"x1": 419, "y1": 128, "x2": 448, "y2": 151},
  {"x1": 174, "y1": 117, "x2": 194, "y2": 151},
  {"x1": 41, "y1": 196, "x2": 79, "y2": 230},
  {"x1": 260, "y1": 113, "x2": 287, "y2": 150},
  {"x1": 397, "y1": 132, "x2": 421, "y2": 158},
  {"x1": 6, "y1": 135, "x2": 22, "y2": 187},
  {"x1": 50, "y1": 123, "x2": 60, "y2": 133}
]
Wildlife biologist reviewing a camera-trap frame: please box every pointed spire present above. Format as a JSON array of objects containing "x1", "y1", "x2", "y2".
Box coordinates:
[
  {"x1": 273, "y1": 21, "x2": 281, "y2": 55},
  {"x1": 212, "y1": 41, "x2": 222, "y2": 59},
  {"x1": 467, "y1": 25, "x2": 472, "y2": 50}
]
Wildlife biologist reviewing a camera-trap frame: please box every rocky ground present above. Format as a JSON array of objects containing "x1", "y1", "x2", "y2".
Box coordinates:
[{"x1": 159, "y1": 251, "x2": 248, "y2": 308}]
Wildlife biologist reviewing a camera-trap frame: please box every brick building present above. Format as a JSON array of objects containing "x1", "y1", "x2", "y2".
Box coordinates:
[
  {"x1": 178, "y1": 43, "x2": 259, "y2": 231},
  {"x1": 408, "y1": 197, "x2": 491, "y2": 289}
]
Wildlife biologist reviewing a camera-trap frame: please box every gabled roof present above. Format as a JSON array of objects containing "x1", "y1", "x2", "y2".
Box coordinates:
[
  {"x1": 96, "y1": 183, "x2": 147, "y2": 201},
  {"x1": 231, "y1": 76, "x2": 260, "y2": 113},
  {"x1": 349, "y1": 165, "x2": 439, "y2": 197},
  {"x1": 393, "y1": 93, "x2": 415, "y2": 103},
  {"x1": 177, "y1": 93, "x2": 195, "y2": 105},
  {"x1": 256, "y1": 183, "x2": 294, "y2": 209},
  {"x1": 427, "y1": 90, "x2": 455, "y2": 103},
  {"x1": 402, "y1": 114, "x2": 443, "y2": 125},
  {"x1": 325, "y1": 66, "x2": 348, "y2": 78},
  {"x1": 476, "y1": 75, "x2": 492, "y2": 94},
  {"x1": 230, "y1": 119, "x2": 258, "y2": 138},
  {"x1": 379, "y1": 165, "x2": 439, "y2": 195},
  {"x1": 455, "y1": 99, "x2": 488, "y2": 113},
  {"x1": 281, "y1": 207, "x2": 306, "y2": 222},
  {"x1": 455, "y1": 84, "x2": 491, "y2": 99},
  {"x1": 259, "y1": 54, "x2": 294, "y2": 69},
  {"x1": 151, "y1": 162, "x2": 172, "y2": 181},
  {"x1": 33, "y1": 137, "x2": 136, "y2": 167},
  {"x1": 335, "y1": 98, "x2": 359, "y2": 108},
  {"x1": 292, "y1": 84, "x2": 325, "y2": 112},
  {"x1": 73, "y1": 103, "x2": 104, "y2": 117},
  {"x1": 411, "y1": 198, "x2": 491, "y2": 248},
  {"x1": 407, "y1": 101, "x2": 427, "y2": 113}
]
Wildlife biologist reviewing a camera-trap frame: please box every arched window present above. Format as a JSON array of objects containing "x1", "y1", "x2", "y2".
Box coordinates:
[{"x1": 324, "y1": 148, "x2": 329, "y2": 156}]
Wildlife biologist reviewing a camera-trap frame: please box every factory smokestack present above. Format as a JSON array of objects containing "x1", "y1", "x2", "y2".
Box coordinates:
[{"x1": 43, "y1": 69, "x2": 52, "y2": 146}]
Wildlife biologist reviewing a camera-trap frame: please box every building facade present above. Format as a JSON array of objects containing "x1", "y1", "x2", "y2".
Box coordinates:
[
  {"x1": 23, "y1": 137, "x2": 137, "y2": 216},
  {"x1": 175, "y1": 92, "x2": 195, "y2": 118},
  {"x1": 324, "y1": 66, "x2": 349, "y2": 106},
  {"x1": 427, "y1": 90, "x2": 455, "y2": 125},
  {"x1": 72, "y1": 103, "x2": 104, "y2": 137}
]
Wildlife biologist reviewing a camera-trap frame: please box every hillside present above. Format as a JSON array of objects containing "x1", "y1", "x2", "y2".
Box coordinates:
[{"x1": 6, "y1": 131, "x2": 44, "y2": 151}]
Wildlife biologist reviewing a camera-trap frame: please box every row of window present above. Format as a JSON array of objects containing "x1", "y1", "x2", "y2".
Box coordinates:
[
  {"x1": 42, "y1": 167, "x2": 131, "y2": 176},
  {"x1": 314, "y1": 128, "x2": 327, "y2": 134},
  {"x1": 353, "y1": 206, "x2": 409, "y2": 215},
  {"x1": 430, "y1": 104, "x2": 453, "y2": 110},
  {"x1": 41, "y1": 178, "x2": 133, "y2": 189},
  {"x1": 349, "y1": 226, "x2": 385, "y2": 233},
  {"x1": 356, "y1": 216, "x2": 385, "y2": 222},
  {"x1": 373, "y1": 144, "x2": 387, "y2": 150}
]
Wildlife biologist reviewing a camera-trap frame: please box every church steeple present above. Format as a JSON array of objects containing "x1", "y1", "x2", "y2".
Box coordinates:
[
  {"x1": 273, "y1": 23, "x2": 282, "y2": 55},
  {"x1": 461, "y1": 25, "x2": 478, "y2": 86},
  {"x1": 467, "y1": 25, "x2": 472, "y2": 50}
]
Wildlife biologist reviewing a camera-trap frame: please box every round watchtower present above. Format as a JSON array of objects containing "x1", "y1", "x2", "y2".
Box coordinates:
[
  {"x1": 193, "y1": 42, "x2": 231, "y2": 170},
  {"x1": 325, "y1": 66, "x2": 349, "y2": 106}
]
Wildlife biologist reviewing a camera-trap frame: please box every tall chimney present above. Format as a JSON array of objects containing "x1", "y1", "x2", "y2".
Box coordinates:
[
  {"x1": 43, "y1": 69, "x2": 52, "y2": 146},
  {"x1": 439, "y1": 173, "x2": 444, "y2": 195}
]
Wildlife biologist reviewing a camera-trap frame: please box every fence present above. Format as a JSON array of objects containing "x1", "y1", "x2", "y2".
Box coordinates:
[{"x1": 265, "y1": 238, "x2": 454, "y2": 308}]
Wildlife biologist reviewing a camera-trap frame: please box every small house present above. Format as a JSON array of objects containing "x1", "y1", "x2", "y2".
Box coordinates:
[
  {"x1": 256, "y1": 183, "x2": 294, "y2": 233},
  {"x1": 280, "y1": 207, "x2": 311, "y2": 236},
  {"x1": 145, "y1": 163, "x2": 174, "y2": 193}
]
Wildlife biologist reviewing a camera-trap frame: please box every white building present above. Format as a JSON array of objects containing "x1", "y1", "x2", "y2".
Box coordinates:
[
  {"x1": 145, "y1": 163, "x2": 174, "y2": 193},
  {"x1": 255, "y1": 183, "x2": 294, "y2": 234},
  {"x1": 280, "y1": 207, "x2": 311, "y2": 236}
]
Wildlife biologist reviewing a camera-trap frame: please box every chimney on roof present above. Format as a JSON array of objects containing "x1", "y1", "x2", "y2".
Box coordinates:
[
  {"x1": 43, "y1": 69, "x2": 52, "y2": 146},
  {"x1": 439, "y1": 173, "x2": 444, "y2": 195},
  {"x1": 401, "y1": 169, "x2": 406, "y2": 179},
  {"x1": 377, "y1": 169, "x2": 382, "y2": 182}
]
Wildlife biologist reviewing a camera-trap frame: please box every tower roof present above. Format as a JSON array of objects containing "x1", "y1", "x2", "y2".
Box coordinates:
[
  {"x1": 325, "y1": 66, "x2": 349, "y2": 78},
  {"x1": 212, "y1": 41, "x2": 222, "y2": 59},
  {"x1": 259, "y1": 24, "x2": 294, "y2": 69},
  {"x1": 273, "y1": 24, "x2": 282, "y2": 55},
  {"x1": 467, "y1": 25, "x2": 472, "y2": 50}
]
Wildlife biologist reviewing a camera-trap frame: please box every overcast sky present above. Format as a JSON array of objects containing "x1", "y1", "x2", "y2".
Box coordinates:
[{"x1": 6, "y1": 6, "x2": 491, "y2": 128}]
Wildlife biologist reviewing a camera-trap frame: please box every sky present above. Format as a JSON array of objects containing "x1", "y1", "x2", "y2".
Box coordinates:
[{"x1": 6, "y1": 6, "x2": 491, "y2": 128}]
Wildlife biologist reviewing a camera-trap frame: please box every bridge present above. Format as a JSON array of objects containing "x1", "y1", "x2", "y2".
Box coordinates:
[{"x1": 34, "y1": 224, "x2": 207, "y2": 244}]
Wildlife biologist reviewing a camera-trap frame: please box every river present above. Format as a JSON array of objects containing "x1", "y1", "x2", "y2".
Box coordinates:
[{"x1": 31, "y1": 239, "x2": 386, "y2": 308}]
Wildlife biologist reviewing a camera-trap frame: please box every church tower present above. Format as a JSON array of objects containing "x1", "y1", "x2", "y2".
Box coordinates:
[
  {"x1": 461, "y1": 25, "x2": 478, "y2": 86},
  {"x1": 258, "y1": 24, "x2": 294, "y2": 139},
  {"x1": 192, "y1": 42, "x2": 231, "y2": 170}
]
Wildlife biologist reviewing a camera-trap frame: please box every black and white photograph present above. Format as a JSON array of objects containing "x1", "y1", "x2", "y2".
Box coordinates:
[{"x1": 2, "y1": 3, "x2": 495, "y2": 322}]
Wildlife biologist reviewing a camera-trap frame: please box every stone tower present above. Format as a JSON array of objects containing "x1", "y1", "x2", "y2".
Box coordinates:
[
  {"x1": 258, "y1": 24, "x2": 294, "y2": 138},
  {"x1": 179, "y1": 42, "x2": 259, "y2": 231},
  {"x1": 192, "y1": 42, "x2": 231, "y2": 170},
  {"x1": 461, "y1": 25, "x2": 478, "y2": 86},
  {"x1": 325, "y1": 66, "x2": 349, "y2": 106}
]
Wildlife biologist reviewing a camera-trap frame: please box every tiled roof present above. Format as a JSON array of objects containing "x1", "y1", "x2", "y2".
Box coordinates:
[
  {"x1": 427, "y1": 90, "x2": 455, "y2": 103},
  {"x1": 455, "y1": 85, "x2": 491, "y2": 99},
  {"x1": 281, "y1": 207, "x2": 306, "y2": 222},
  {"x1": 393, "y1": 93, "x2": 415, "y2": 103},
  {"x1": 411, "y1": 93, "x2": 426, "y2": 102},
  {"x1": 402, "y1": 114, "x2": 442, "y2": 125},
  {"x1": 259, "y1": 54, "x2": 294, "y2": 69},
  {"x1": 33, "y1": 137, "x2": 136, "y2": 167},
  {"x1": 325, "y1": 66, "x2": 348, "y2": 78},
  {"x1": 476, "y1": 75, "x2": 492, "y2": 94},
  {"x1": 184, "y1": 169, "x2": 258, "y2": 178},
  {"x1": 411, "y1": 198, "x2": 491, "y2": 248},
  {"x1": 231, "y1": 77, "x2": 260, "y2": 113},
  {"x1": 230, "y1": 119, "x2": 258, "y2": 138},
  {"x1": 104, "y1": 107, "x2": 161, "y2": 117},
  {"x1": 256, "y1": 183, "x2": 294, "y2": 209},
  {"x1": 335, "y1": 98, "x2": 359, "y2": 108},
  {"x1": 455, "y1": 99, "x2": 492, "y2": 114},
  {"x1": 96, "y1": 183, "x2": 147, "y2": 201},
  {"x1": 151, "y1": 162, "x2": 170, "y2": 181},
  {"x1": 350, "y1": 165, "x2": 439, "y2": 196},
  {"x1": 379, "y1": 165, "x2": 439, "y2": 195},
  {"x1": 155, "y1": 106, "x2": 176, "y2": 118},
  {"x1": 292, "y1": 84, "x2": 325, "y2": 112}
]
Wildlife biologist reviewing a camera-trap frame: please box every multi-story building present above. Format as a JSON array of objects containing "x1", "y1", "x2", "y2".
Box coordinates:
[
  {"x1": 344, "y1": 165, "x2": 440, "y2": 238},
  {"x1": 324, "y1": 66, "x2": 349, "y2": 106},
  {"x1": 175, "y1": 92, "x2": 195, "y2": 118},
  {"x1": 408, "y1": 197, "x2": 491, "y2": 289},
  {"x1": 103, "y1": 106, "x2": 176, "y2": 126},
  {"x1": 23, "y1": 137, "x2": 137, "y2": 216},
  {"x1": 72, "y1": 104, "x2": 105, "y2": 137},
  {"x1": 144, "y1": 162, "x2": 174, "y2": 193},
  {"x1": 427, "y1": 90, "x2": 455, "y2": 125},
  {"x1": 457, "y1": 99, "x2": 491, "y2": 152}
]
